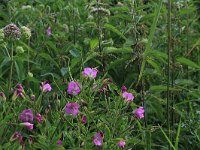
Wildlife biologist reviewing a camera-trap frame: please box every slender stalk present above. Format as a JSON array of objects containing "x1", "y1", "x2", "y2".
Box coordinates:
[
  {"x1": 167, "y1": 0, "x2": 172, "y2": 149},
  {"x1": 73, "y1": 0, "x2": 76, "y2": 45},
  {"x1": 28, "y1": 39, "x2": 30, "y2": 73},
  {"x1": 8, "y1": 42, "x2": 14, "y2": 91}
]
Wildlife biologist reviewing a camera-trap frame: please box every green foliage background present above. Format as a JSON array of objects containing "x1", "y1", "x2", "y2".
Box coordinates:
[{"x1": 0, "y1": 0, "x2": 199, "y2": 149}]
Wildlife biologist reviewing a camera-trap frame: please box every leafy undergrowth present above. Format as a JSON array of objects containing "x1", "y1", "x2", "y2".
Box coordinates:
[{"x1": 0, "y1": 0, "x2": 200, "y2": 149}]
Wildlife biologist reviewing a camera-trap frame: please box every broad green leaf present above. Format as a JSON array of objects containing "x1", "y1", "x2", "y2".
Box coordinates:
[
  {"x1": 103, "y1": 47, "x2": 132, "y2": 54},
  {"x1": 69, "y1": 49, "x2": 81, "y2": 58},
  {"x1": 176, "y1": 57, "x2": 200, "y2": 69},
  {"x1": 60, "y1": 67, "x2": 68, "y2": 76},
  {"x1": 104, "y1": 23, "x2": 127, "y2": 40},
  {"x1": 90, "y1": 38, "x2": 98, "y2": 50}
]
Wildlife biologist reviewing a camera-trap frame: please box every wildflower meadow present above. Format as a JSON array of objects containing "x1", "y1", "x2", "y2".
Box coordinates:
[{"x1": 0, "y1": 0, "x2": 200, "y2": 150}]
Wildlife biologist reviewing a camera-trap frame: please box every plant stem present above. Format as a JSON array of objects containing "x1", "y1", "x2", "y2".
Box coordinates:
[
  {"x1": 8, "y1": 42, "x2": 14, "y2": 91},
  {"x1": 167, "y1": 0, "x2": 172, "y2": 149}
]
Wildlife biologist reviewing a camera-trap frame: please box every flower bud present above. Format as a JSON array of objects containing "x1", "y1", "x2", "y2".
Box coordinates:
[
  {"x1": 0, "y1": 92, "x2": 6, "y2": 101},
  {"x1": 16, "y1": 46, "x2": 24, "y2": 54},
  {"x1": 63, "y1": 24, "x2": 69, "y2": 33},
  {"x1": 0, "y1": 29, "x2": 5, "y2": 41},
  {"x1": 28, "y1": 72, "x2": 33, "y2": 77},
  {"x1": 21, "y1": 26, "x2": 31, "y2": 39}
]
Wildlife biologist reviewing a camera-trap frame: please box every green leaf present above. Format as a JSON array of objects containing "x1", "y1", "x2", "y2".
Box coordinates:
[
  {"x1": 176, "y1": 57, "x2": 200, "y2": 69},
  {"x1": 150, "y1": 85, "x2": 180, "y2": 92},
  {"x1": 0, "y1": 57, "x2": 11, "y2": 69},
  {"x1": 69, "y1": 49, "x2": 81, "y2": 58},
  {"x1": 104, "y1": 24, "x2": 127, "y2": 40},
  {"x1": 60, "y1": 67, "x2": 68, "y2": 76},
  {"x1": 137, "y1": 0, "x2": 163, "y2": 84},
  {"x1": 39, "y1": 53, "x2": 59, "y2": 68},
  {"x1": 159, "y1": 126, "x2": 176, "y2": 150},
  {"x1": 14, "y1": 60, "x2": 25, "y2": 82},
  {"x1": 147, "y1": 59, "x2": 161, "y2": 74},
  {"x1": 90, "y1": 38, "x2": 99, "y2": 50},
  {"x1": 103, "y1": 47, "x2": 132, "y2": 54},
  {"x1": 175, "y1": 118, "x2": 182, "y2": 150}
]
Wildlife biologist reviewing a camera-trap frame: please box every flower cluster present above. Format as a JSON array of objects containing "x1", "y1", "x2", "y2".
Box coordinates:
[
  {"x1": 10, "y1": 67, "x2": 145, "y2": 149},
  {"x1": 3, "y1": 23, "x2": 21, "y2": 40}
]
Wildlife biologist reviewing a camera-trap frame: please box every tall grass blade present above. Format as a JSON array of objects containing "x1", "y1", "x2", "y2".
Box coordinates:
[{"x1": 137, "y1": 0, "x2": 163, "y2": 84}]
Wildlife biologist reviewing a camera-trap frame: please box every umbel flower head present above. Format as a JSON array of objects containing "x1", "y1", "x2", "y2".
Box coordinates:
[
  {"x1": 3, "y1": 23, "x2": 21, "y2": 40},
  {"x1": 65, "y1": 103, "x2": 80, "y2": 116},
  {"x1": 21, "y1": 26, "x2": 31, "y2": 39}
]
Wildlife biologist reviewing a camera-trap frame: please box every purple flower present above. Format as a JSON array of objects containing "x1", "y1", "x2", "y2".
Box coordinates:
[
  {"x1": 83, "y1": 67, "x2": 98, "y2": 79},
  {"x1": 117, "y1": 140, "x2": 126, "y2": 148},
  {"x1": 47, "y1": 26, "x2": 52, "y2": 36},
  {"x1": 12, "y1": 84, "x2": 25, "y2": 100},
  {"x1": 15, "y1": 84, "x2": 24, "y2": 97},
  {"x1": 134, "y1": 106, "x2": 145, "y2": 119},
  {"x1": 121, "y1": 86, "x2": 127, "y2": 93},
  {"x1": 10, "y1": 131, "x2": 23, "y2": 142},
  {"x1": 40, "y1": 81, "x2": 52, "y2": 92},
  {"x1": 0, "y1": 92, "x2": 6, "y2": 101},
  {"x1": 57, "y1": 139, "x2": 62, "y2": 145},
  {"x1": 20, "y1": 122, "x2": 34, "y2": 130},
  {"x1": 81, "y1": 115, "x2": 87, "y2": 124},
  {"x1": 35, "y1": 113, "x2": 43, "y2": 123},
  {"x1": 10, "y1": 131, "x2": 24, "y2": 148},
  {"x1": 122, "y1": 91, "x2": 134, "y2": 102},
  {"x1": 67, "y1": 81, "x2": 81, "y2": 96},
  {"x1": 93, "y1": 132, "x2": 104, "y2": 147},
  {"x1": 65, "y1": 103, "x2": 80, "y2": 116},
  {"x1": 20, "y1": 109, "x2": 33, "y2": 122},
  {"x1": 30, "y1": 94, "x2": 35, "y2": 101}
]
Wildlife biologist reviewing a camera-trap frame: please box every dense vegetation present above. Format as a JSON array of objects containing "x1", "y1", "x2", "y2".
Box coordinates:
[{"x1": 0, "y1": 0, "x2": 199, "y2": 149}]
